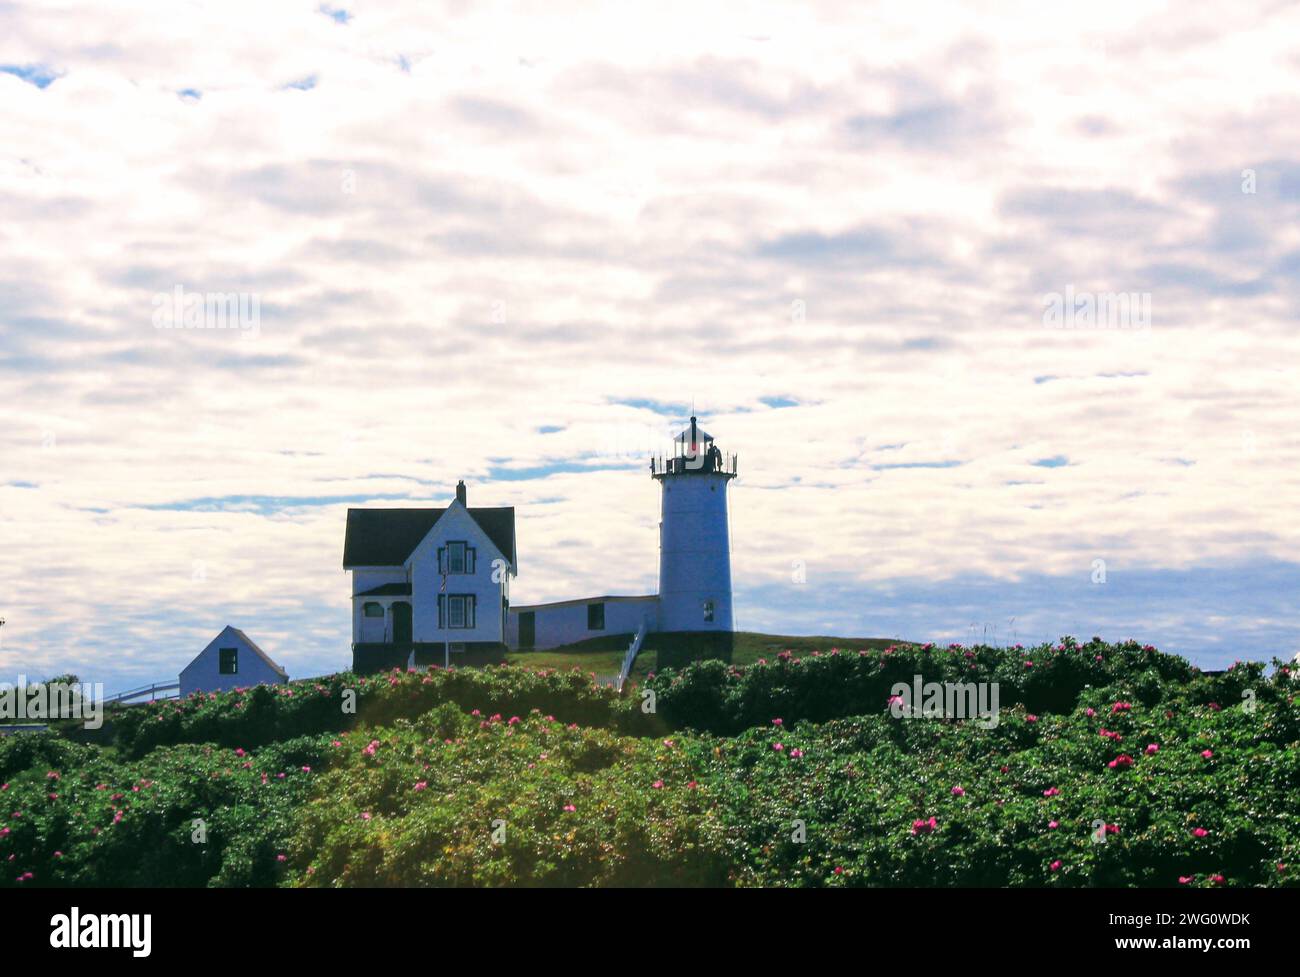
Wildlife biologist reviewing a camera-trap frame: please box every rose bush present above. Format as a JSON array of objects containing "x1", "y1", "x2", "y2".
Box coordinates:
[{"x1": 3, "y1": 639, "x2": 1296, "y2": 887}]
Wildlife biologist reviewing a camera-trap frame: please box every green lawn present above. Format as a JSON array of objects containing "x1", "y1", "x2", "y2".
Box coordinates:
[{"x1": 505, "y1": 631, "x2": 906, "y2": 681}]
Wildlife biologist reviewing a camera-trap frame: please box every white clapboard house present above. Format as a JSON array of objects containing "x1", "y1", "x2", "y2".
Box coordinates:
[
  {"x1": 343, "y1": 417, "x2": 737, "y2": 673},
  {"x1": 180, "y1": 625, "x2": 289, "y2": 697},
  {"x1": 343, "y1": 481, "x2": 517, "y2": 672}
]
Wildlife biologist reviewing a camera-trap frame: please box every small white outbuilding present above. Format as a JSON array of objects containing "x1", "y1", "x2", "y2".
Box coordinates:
[{"x1": 179, "y1": 625, "x2": 289, "y2": 697}]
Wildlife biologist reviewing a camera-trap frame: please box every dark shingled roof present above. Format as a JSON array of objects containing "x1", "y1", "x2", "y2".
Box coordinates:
[
  {"x1": 343, "y1": 506, "x2": 516, "y2": 569},
  {"x1": 355, "y1": 582, "x2": 412, "y2": 597}
]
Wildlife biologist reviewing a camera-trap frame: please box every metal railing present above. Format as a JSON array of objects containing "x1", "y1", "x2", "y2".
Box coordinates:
[
  {"x1": 616, "y1": 619, "x2": 651, "y2": 692},
  {"x1": 104, "y1": 682, "x2": 180, "y2": 705}
]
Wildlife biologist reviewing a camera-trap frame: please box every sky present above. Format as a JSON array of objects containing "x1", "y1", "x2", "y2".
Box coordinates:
[{"x1": 2, "y1": 0, "x2": 1299, "y2": 692}]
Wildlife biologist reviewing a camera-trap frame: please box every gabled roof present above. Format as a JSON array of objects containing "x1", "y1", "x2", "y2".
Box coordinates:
[
  {"x1": 342, "y1": 506, "x2": 515, "y2": 569},
  {"x1": 229, "y1": 627, "x2": 289, "y2": 679},
  {"x1": 182, "y1": 625, "x2": 288, "y2": 679}
]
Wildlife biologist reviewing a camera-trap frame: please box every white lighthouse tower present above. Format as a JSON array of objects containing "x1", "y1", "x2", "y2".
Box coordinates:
[{"x1": 651, "y1": 416, "x2": 737, "y2": 659}]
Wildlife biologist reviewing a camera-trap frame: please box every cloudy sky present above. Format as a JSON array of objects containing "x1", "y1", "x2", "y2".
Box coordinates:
[{"x1": 2, "y1": 0, "x2": 1299, "y2": 690}]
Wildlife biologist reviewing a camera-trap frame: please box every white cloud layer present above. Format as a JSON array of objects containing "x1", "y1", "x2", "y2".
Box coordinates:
[{"x1": 2, "y1": 0, "x2": 1300, "y2": 687}]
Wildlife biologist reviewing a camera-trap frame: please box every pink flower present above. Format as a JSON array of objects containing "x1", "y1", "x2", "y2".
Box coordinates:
[
  {"x1": 1108, "y1": 754, "x2": 1134, "y2": 769},
  {"x1": 652, "y1": 780, "x2": 664, "y2": 789},
  {"x1": 911, "y1": 816, "x2": 938, "y2": 835},
  {"x1": 1084, "y1": 707, "x2": 1096, "y2": 718},
  {"x1": 1192, "y1": 827, "x2": 1208, "y2": 838},
  {"x1": 1145, "y1": 744, "x2": 1159, "y2": 755},
  {"x1": 772, "y1": 718, "x2": 783, "y2": 726},
  {"x1": 1048, "y1": 821, "x2": 1059, "y2": 829},
  {"x1": 1050, "y1": 860, "x2": 1062, "y2": 872},
  {"x1": 360, "y1": 812, "x2": 372, "y2": 820},
  {"x1": 951, "y1": 786, "x2": 965, "y2": 797},
  {"x1": 686, "y1": 781, "x2": 698, "y2": 789},
  {"x1": 563, "y1": 804, "x2": 576, "y2": 812},
  {"x1": 1210, "y1": 874, "x2": 1225, "y2": 885},
  {"x1": 331, "y1": 740, "x2": 342, "y2": 748},
  {"x1": 1025, "y1": 715, "x2": 1038, "y2": 723},
  {"x1": 1179, "y1": 876, "x2": 1193, "y2": 884},
  {"x1": 833, "y1": 866, "x2": 843, "y2": 875},
  {"x1": 1043, "y1": 787, "x2": 1060, "y2": 797},
  {"x1": 414, "y1": 782, "x2": 427, "y2": 791},
  {"x1": 234, "y1": 748, "x2": 246, "y2": 757},
  {"x1": 301, "y1": 766, "x2": 312, "y2": 773},
  {"x1": 772, "y1": 743, "x2": 784, "y2": 752},
  {"x1": 277, "y1": 854, "x2": 287, "y2": 863},
  {"x1": 789, "y1": 748, "x2": 804, "y2": 758},
  {"x1": 1024, "y1": 661, "x2": 1034, "y2": 668},
  {"x1": 508, "y1": 716, "x2": 521, "y2": 725},
  {"x1": 1201, "y1": 749, "x2": 1213, "y2": 759}
]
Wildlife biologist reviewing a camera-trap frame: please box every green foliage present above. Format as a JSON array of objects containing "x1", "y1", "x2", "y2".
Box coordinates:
[
  {"x1": 2, "y1": 641, "x2": 1296, "y2": 887},
  {"x1": 0, "y1": 734, "x2": 332, "y2": 888},
  {"x1": 643, "y1": 637, "x2": 1245, "y2": 735},
  {"x1": 286, "y1": 704, "x2": 729, "y2": 887},
  {"x1": 113, "y1": 666, "x2": 651, "y2": 758}
]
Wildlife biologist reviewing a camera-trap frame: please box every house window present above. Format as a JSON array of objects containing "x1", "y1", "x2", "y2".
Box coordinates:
[
  {"x1": 440, "y1": 594, "x2": 477, "y2": 629},
  {"x1": 441, "y1": 542, "x2": 476, "y2": 575},
  {"x1": 219, "y1": 647, "x2": 239, "y2": 674},
  {"x1": 363, "y1": 602, "x2": 384, "y2": 618},
  {"x1": 702, "y1": 601, "x2": 714, "y2": 623},
  {"x1": 587, "y1": 602, "x2": 605, "y2": 630}
]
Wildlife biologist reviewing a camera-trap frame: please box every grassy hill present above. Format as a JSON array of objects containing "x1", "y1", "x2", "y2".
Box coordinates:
[
  {"x1": 506, "y1": 631, "x2": 902, "y2": 681},
  {"x1": 2, "y1": 636, "x2": 1298, "y2": 887}
]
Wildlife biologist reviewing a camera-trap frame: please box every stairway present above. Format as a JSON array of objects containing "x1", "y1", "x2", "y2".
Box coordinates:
[{"x1": 615, "y1": 618, "x2": 651, "y2": 692}]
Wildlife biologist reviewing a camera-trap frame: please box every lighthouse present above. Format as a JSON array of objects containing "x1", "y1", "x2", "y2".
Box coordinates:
[{"x1": 651, "y1": 416, "x2": 737, "y2": 662}]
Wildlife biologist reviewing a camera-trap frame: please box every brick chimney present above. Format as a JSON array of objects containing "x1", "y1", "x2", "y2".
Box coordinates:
[{"x1": 455, "y1": 480, "x2": 467, "y2": 505}]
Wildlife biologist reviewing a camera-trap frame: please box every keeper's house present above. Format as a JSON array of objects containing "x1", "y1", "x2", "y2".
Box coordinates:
[{"x1": 342, "y1": 481, "x2": 516, "y2": 672}]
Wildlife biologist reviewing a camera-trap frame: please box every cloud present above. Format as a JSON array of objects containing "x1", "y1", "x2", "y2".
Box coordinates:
[{"x1": 2, "y1": 0, "x2": 1300, "y2": 689}]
